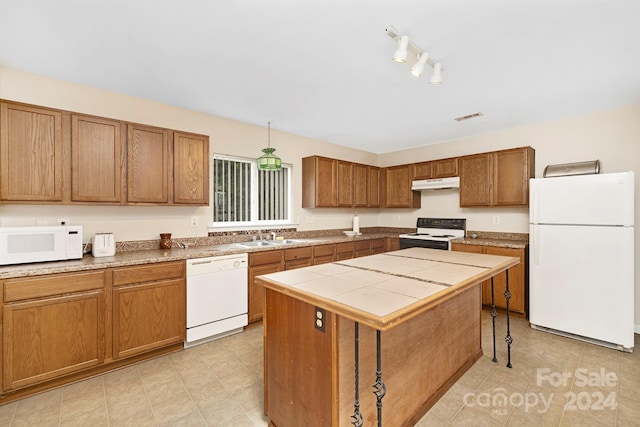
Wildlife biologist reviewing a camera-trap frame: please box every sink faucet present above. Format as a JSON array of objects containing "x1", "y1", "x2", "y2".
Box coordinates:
[{"x1": 258, "y1": 229, "x2": 263, "y2": 241}]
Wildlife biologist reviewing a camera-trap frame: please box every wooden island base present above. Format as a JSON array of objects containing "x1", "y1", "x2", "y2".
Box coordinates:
[{"x1": 264, "y1": 284, "x2": 483, "y2": 427}]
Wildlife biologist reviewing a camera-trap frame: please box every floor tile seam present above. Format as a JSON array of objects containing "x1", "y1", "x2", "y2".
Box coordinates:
[
  {"x1": 5, "y1": 400, "x2": 18, "y2": 427},
  {"x1": 60, "y1": 376, "x2": 109, "y2": 422},
  {"x1": 165, "y1": 353, "x2": 208, "y2": 426},
  {"x1": 135, "y1": 362, "x2": 164, "y2": 426}
]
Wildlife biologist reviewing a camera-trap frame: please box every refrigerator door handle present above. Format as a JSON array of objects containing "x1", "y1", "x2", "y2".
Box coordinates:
[{"x1": 531, "y1": 225, "x2": 539, "y2": 265}]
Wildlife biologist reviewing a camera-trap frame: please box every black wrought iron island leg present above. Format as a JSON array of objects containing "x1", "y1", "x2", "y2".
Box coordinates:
[
  {"x1": 351, "y1": 322, "x2": 363, "y2": 427},
  {"x1": 372, "y1": 330, "x2": 387, "y2": 427},
  {"x1": 490, "y1": 277, "x2": 497, "y2": 363},
  {"x1": 504, "y1": 269, "x2": 513, "y2": 368}
]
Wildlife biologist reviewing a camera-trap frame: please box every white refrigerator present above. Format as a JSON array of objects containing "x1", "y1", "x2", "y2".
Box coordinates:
[{"x1": 529, "y1": 171, "x2": 635, "y2": 351}]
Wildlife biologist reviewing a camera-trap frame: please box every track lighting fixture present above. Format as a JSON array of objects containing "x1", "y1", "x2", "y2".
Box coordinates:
[
  {"x1": 385, "y1": 26, "x2": 443, "y2": 84},
  {"x1": 410, "y1": 52, "x2": 430, "y2": 77},
  {"x1": 429, "y1": 62, "x2": 442, "y2": 84},
  {"x1": 392, "y1": 35, "x2": 409, "y2": 63}
]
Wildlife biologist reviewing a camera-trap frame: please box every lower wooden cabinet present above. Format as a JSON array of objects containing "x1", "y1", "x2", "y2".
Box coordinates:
[
  {"x1": 451, "y1": 243, "x2": 527, "y2": 316},
  {"x1": 248, "y1": 250, "x2": 284, "y2": 323},
  {"x1": 313, "y1": 244, "x2": 336, "y2": 265},
  {"x1": 1, "y1": 262, "x2": 186, "y2": 397},
  {"x1": 284, "y1": 246, "x2": 313, "y2": 270},
  {"x1": 2, "y1": 271, "x2": 106, "y2": 391},
  {"x1": 111, "y1": 261, "x2": 186, "y2": 359}
]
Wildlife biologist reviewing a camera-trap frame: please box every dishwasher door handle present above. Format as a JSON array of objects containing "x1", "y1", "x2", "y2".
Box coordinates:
[{"x1": 189, "y1": 260, "x2": 214, "y2": 266}]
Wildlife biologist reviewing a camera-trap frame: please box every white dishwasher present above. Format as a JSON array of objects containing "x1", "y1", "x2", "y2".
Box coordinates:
[{"x1": 185, "y1": 253, "x2": 248, "y2": 347}]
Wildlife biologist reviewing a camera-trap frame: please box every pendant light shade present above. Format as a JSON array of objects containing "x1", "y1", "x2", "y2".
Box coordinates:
[
  {"x1": 392, "y1": 35, "x2": 409, "y2": 63},
  {"x1": 257, "y1": 122, "x2": 282, "y2": 170}
]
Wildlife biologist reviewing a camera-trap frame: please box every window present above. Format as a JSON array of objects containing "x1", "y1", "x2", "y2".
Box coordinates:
[{"x1": 213, "y1": 155, "x2": 291, "y2": 226}]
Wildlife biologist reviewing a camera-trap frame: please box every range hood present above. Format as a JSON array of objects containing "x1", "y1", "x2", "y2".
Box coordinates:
[{"x1": 411, "y1": 176, "x2": 460, "y2": 191}]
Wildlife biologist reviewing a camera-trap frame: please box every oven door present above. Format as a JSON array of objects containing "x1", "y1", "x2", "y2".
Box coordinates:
[{"x1": 399, "y1": 238, "x2": 450, "y2": 250}]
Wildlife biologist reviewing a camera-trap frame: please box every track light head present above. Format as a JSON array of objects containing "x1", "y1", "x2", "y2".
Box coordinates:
[
  {"x1": 410, "y1": 52, "x2": 430, "y2": 77},
  {"x1": 429, "y1": 62, "x2": 443, "y2": 84},
  {"x1": 392, "y1": 36, "x2": 409, "y2": 63}
]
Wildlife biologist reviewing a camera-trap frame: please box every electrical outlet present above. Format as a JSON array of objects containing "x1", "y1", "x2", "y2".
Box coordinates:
[
  {"x1": 493, "y1": 215, "x2": 501, "y2": 225},
  {"x1": 314, "y1": 307, "x2": 325, "y2": 332},
  {"x1": 58, "y1": 218, "x2": 69, "y2": 226},
  {"x1": 190, "y1": 216, "x2": 198, "y2": 227}
]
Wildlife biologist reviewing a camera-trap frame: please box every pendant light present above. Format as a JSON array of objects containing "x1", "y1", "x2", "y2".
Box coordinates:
[{"x1": 257, "y1": 121, "x2": 281, "y2": 171}]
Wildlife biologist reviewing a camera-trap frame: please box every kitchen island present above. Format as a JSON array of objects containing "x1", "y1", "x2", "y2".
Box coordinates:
[{"x1": 256, "y1": 247, "x2": 520, "y2": 427}]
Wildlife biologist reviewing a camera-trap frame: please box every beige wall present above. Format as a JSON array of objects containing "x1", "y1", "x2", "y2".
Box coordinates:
[{"x1": 2, "y1": 66, "x2": 640, "y2": 329}]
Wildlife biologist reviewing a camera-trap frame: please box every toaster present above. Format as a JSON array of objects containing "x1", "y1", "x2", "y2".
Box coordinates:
[{"x1": 92, "y1": 232, "x2": 116, "y2": 257}]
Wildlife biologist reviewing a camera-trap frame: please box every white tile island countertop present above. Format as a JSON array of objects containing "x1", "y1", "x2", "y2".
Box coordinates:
[
  {"x1": 257, "y1": 247, "x2": 520, "y2": 331},
  {"x1": 256, "y1": 247, "x2": 520, "y2": 427}
]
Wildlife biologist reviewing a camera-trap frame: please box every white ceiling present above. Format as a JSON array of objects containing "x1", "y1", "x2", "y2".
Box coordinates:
[{"x1": 1, "y1": 0, "x2": 639, "y2": 154}]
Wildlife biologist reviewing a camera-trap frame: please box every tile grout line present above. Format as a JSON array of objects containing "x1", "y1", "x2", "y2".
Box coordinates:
[{"x1": 166, "y1": 353, "x2": 209, "y2": 426}]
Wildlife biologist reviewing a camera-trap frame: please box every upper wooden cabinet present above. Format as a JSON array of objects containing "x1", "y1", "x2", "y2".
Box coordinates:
[
  {"x1": 0, "y1": 102, "x2": 64, "y2": 202},
  {"x1": 382, "y1": 164, "x2": 421, "y2": 208},
  {"x1": 127, "y1": 124, "x2": 171, "y2": 204},
  {"x1": 71, "y1": 114, "x2": 123, "y2": 203},
  {"x1": 173, "y1": 131, "x2": 209, "y2": 205},
  {"x1": 460, "y1": 146, "x2": 534, "y2": 207},
  {"x1": 336, "y1": 160, "x2": 353, "y2": 207},
  {"x1": 414, "y1": 157, "x2": 459, "y2": 179},
  {"x1": 0, "y1": 100, "x2": 209, "y2": 206},
  {"x1": 303, "y1": 156, "x2": 380, "y2": 208},
  {"x1": 302, "y1": 156, "x2": 337, "y2": 208}
]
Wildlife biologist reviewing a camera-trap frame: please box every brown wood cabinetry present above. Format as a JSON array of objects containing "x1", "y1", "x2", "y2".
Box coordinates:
[
  {"x1": 451, "y1": 242, "x2": 527, "y2": 316},
  {"x1": 383, "y1": 164, "x2": 421, "y2": 208},
  {"x1": 0, "y1": 100, "x2": 208, "y2": 206},
  {"x1": 0, "y1": 102, "x2": 64, "y2": 202},
  {"x1": 354, "y1": 238, "x2": 385, "y2": 257},
  {"x1": 414, "y1": 157, "x2": 459, "y2": 179},
  {"x1": 368, "y1": 166, "x2": 381, "y2": 207},
  {"x1": 126, "y1": 124, "x2": 171, "y2": 204},
  {"x1": 248, "y1": 250, "x2": 284, "y2": 323},
  {"x1": 2, "y1": 271, "x2": 106, "y2": 391},
  {"x1": 354, "y1": 163, "x2": 368, "y2": 207},
  {"x1": 284, "y1": 246, "x2": 313, "y2": 270},
  {"x1": 173, "y1": 131, "x2": 210, "y2": 205},
  {"x1": 336, "y1": 160, "x2": 354, "y2": 207},
  {"x1": 71, "y1": 114, "x2": 123, "y2": 203},
  {"x1": 313, "y1": 243, "x2": 336, "y2": 265},
  {"x1": 336, "y1": 241, "x2": 356, "y2": 260},
  {"x1": 111, "y1": 261, "x2": 186, "y2": 359},
  {"x1": 302, "y1": 156, "x2": 337, "y2": 207},
  {"x1": 459, "y1": 147, "x2": 534, "y2": 207}
]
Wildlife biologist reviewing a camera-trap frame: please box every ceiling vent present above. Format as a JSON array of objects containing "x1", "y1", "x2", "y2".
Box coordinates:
[{"x1": 454, "y1": 112, "x2": 483, "y2": 122}]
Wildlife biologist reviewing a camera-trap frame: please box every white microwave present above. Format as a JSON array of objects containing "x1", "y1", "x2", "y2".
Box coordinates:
[{"x1": 0, "y1": 225, "x2": 83, "y2": 266}]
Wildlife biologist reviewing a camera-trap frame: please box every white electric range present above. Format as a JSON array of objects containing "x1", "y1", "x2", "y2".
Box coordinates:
[{"x1": 398, "y1": 218, "x2": 466, "y2": 250}]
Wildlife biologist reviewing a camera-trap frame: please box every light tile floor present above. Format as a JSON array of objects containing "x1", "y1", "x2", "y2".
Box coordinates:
[{"x1": 0, "y1": 311, "x2": 638, "y2": 426}]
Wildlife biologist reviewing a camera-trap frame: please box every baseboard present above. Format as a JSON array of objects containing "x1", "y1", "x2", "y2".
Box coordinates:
[{"x1": 635, "y1": 324, "x2": 640, "y2": 334}]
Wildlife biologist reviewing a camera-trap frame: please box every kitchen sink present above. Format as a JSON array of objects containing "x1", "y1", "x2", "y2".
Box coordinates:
[
  {"x1": 235, "y1": 239, "x2": 308, "y2": 248},
  {"x1": 235, "y1": 240, "x2": 274, "y2": 248}
]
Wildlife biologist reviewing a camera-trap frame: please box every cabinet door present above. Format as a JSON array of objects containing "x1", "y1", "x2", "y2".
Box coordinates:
[
  {"x1": 0, "y1": 102, "x2": 63, "y2": 202},
  {"x1": 127, "y1": 124, "x2": 170, "y2": 203},
  {"x1": 336, "y1": 160, "x2": 354, "y2": 207},
  {"x1": 484, "y1": 246, "x2": 525, "y2": 314},
  {"x1": 459, "y1": 153, "x2": 492, "y2": 207},
  {"x1": 370, "y1": 238, "x2": 386, "y2": 254},
  {"x1": 493, "y1": 147, "x2": 534, "y2": 206},
  {"x1": 71, "y1": 114, "x2": 123, "y2": 203},
  {"x1": 384, "y1": 164, "x2": 420, "y2": 208},
  {"x1": 313, "y1": 244, "x2": 336, "y2": 265},
  {"x1": 302, "y1": 156, "x2": 337, "y2": 207},
  {"x1": 353, "y1": 163, "x2": 368, "y2": 208},
  {"x1": 413, "y1": 161, "x2": 433, "y2": 180},
  {"x1": 336, "y1": 242, "x2": 355, "y2": 260},
  {"x1": 368, "y1": 166, "x2": 381, "y2": 207},
  {"x1": 248, "y1": 263, "x2": 282, "y2": 323},
  {"x1": 3, "y1": 291, "x2": 105, "y2": 390},
  {"x1": 173, "y1": 131, "x2": 209, "y2": 205},
  {"x1": 112, "y1": 278, "x2": 185, "y2": 359},
  {"x1": 433, "y1": 157, "x2": 459, "y2": 178},
  {"x1": 284, "y1": 247, "x2": 313, "y2": 270}
]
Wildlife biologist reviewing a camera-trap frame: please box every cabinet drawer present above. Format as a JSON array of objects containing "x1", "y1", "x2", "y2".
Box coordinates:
[
  {"x1": 313, "y1": 244, "x2": 335, "y2": 258},
  {"x1": 249, "y1": 250, "x2": 284, "y2": 267},
  {"x1": 370, "y1": 239, "x2": 385, "y2": 250},
  {"x1": 355, "y1": 240, "x2": 370, "y2": 251},
  {"x1": 285, "y1": 258, "x2": 313, "y2": 270},
  {"x1": 112, "y1": 261, "x2": 184, "y2": 287},
  {"x1": 4, "y1": 271, "x2": 106, "y2": 303},
  {"x1": 284, "y1": 247, "x2": 312, "y2": 261},
  {"x1": 336, "y1": 242, "x2": 355, "y2": 253}
]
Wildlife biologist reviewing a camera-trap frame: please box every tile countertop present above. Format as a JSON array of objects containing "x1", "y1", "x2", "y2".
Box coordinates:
[
  {"x1": 0, "y1": 233, "x2": 399, "y2": 280},
  {"x1": 256, "y1": 247, "x2": 520, "y2": 331}
]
